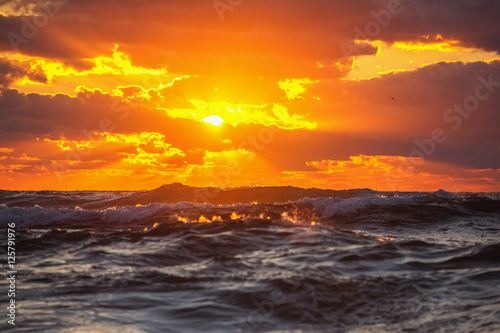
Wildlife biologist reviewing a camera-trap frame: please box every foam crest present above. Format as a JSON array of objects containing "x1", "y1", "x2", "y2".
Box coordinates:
[
  {"x1": 0, "y1": 202, "x2": 211, "y2": 228},
  {"x1": 301, "y1": 194, "x2": 428, "y2": 217}
]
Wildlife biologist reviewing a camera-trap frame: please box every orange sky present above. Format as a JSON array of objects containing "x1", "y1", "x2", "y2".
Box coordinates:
[{"x1": 1, "y1": 0, "x2": 499, "y2": 191}]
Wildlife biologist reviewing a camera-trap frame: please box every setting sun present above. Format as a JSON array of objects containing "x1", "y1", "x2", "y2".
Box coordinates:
[
  {"x1": 0, "y1": 0, "x2": 498, "y2": 193},
  {"x1": 203, "y1": 115, "x2": 224, "y2": 126}
]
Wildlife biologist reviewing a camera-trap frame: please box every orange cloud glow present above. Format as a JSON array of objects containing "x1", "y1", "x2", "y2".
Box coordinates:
[{"x1": 0, "y1": 1, "x2": 499, "y2": 191}]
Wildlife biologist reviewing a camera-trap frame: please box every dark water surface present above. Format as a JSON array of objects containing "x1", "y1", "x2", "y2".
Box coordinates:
[{"x1": 0, "y1": 185, "x2": 499, "y2": 332}]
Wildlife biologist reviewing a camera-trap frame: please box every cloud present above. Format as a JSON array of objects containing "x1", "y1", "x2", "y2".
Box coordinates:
[
  {"x1": 1, "y1": 1, "x2": 497, "y2": 69},
  {"x1": 0, "y1": 1, "x2": 499, "y2": 190},
  {"x1": 0, "y1": 57, "x2": 47, "y2": 87},
  {"x1": 281, "y1": 155, "x2": 500, "y2": 192},
  {"x1": 240, "y1": 60, "x2": 500, "y2": 172},
  {"x1": 406, "y1": 0, "x2": 500, "y2": 53},
  {"x1": 0, "y1": 87, "x2": 227, "y2": 151},
  {"x1": 0, "y1": 0, "x2": 396, "y2": 78},
  {"x1": 1, "y1": 57, "x2": 499, "y2": 190}
]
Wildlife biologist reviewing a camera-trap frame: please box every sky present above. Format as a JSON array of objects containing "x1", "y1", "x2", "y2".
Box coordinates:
[{"x1": 0, "y1": 0, "x2": 499, "y2": 191}]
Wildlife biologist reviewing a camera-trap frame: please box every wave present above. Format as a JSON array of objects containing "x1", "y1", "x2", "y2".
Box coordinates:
[
  {"x1": 5, "y1": 183, "x2": 498, "y2": 210},
  {"x1": 299, "y1": 194, "x2": 429, "y2": 217},
  {"x1": 1, "y1": 188, "x2": 499, "y2": 229},
  {"x1": 0, "y1": 202, "x2": 209, "y2": 229}
]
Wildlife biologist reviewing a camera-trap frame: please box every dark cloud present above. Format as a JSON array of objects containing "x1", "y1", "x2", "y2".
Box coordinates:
[
  {"x1": 240, "y1": 60, "x2": 500, "y2": 171},
  {"x1": 0, "y1": 1, "x2": 426, "y2": 77},
  {"x1": 407, "y1": 0, "x2": 500, "y2": 52},
  {"x1": 0, "y1": 57, "x2": 47, "y2": 87},
  {"x1": 1, "y1": 59, "x2": 499, "y2": 171},
  {"x1": 0, "y1": 87, "x2": 231, "y2": 153},
  {"x1": 0, "y1": 1, "x2": 497, "y2": 66}
]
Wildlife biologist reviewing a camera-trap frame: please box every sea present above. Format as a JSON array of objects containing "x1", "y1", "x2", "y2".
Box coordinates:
[{"x1": 0, "y1": 184, "x2": 499, "y2": 333}]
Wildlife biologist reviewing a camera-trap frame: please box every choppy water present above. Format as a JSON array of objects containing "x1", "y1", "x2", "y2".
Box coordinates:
[{"x1": 0, "y1": 185, "x2": 499, "y2": 332}]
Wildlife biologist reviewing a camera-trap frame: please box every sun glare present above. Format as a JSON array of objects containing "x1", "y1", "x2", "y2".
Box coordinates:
[{"x1": 203, "y1": 115, "x2": 224, "y2": 126}]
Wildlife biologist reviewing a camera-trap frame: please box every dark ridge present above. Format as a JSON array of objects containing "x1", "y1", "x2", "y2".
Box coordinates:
[{"x1": 92, "y1": 183, "x2": 377, "y2": 208}]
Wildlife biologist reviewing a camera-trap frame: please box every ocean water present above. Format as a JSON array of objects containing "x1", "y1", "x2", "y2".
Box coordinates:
[{"x1": 0, "y1": 184, "x2": 499, "y2": 333}]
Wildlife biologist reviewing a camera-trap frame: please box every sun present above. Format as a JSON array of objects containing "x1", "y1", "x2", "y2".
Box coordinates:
[{"x1": 203, "y1": 115, "x2": 224, "y2": 126}]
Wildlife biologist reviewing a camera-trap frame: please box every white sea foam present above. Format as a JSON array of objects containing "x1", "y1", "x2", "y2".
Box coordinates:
[
  {"x1": 0, "y1": 202, "x2": 211, "y2": 228},
  {"x1": 300, "y1": 194, "x2": 428, "y2": 217}
]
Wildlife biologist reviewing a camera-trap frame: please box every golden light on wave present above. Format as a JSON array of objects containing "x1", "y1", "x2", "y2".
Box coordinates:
[{"x1": 203, "y1": 115, "x2": 224, "y2": 126}]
